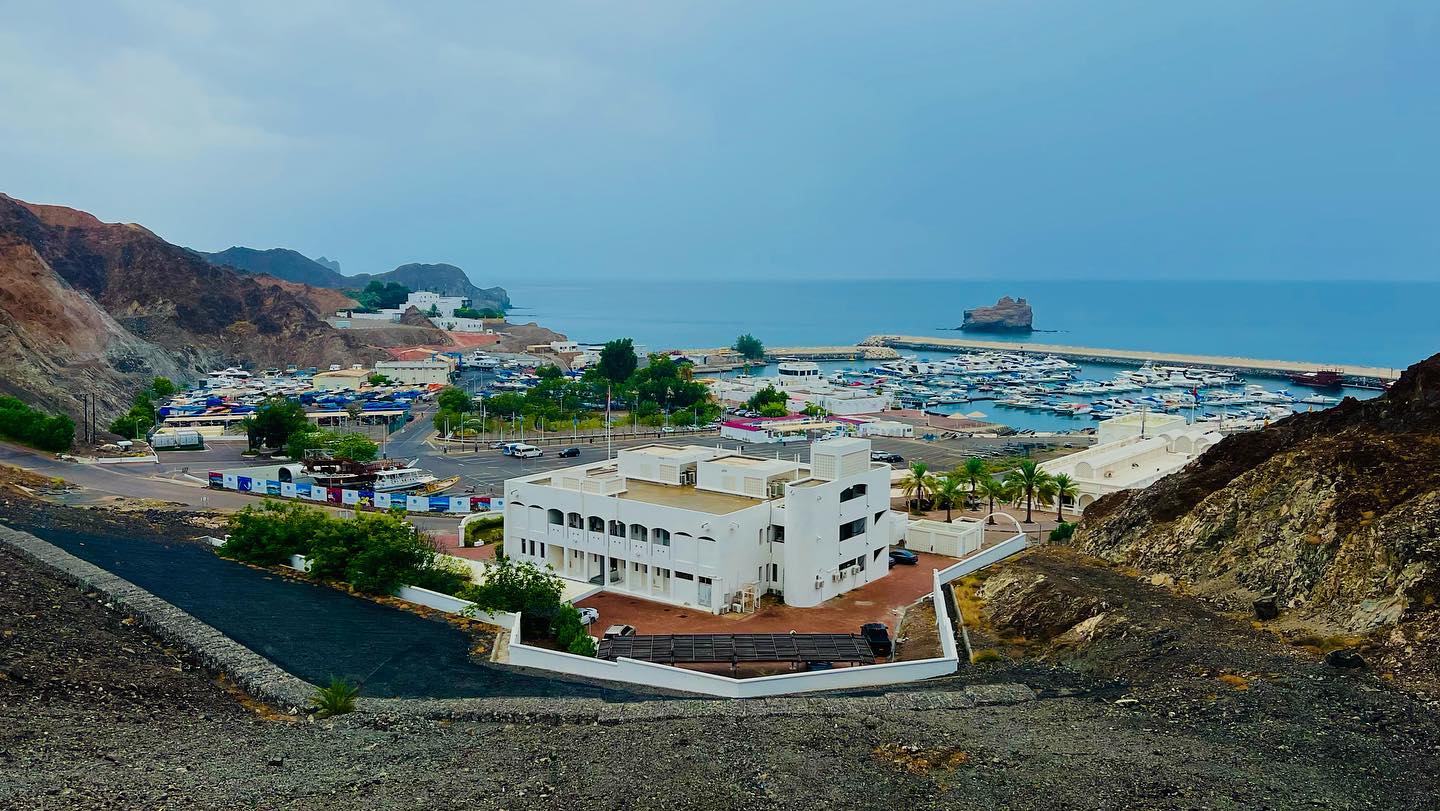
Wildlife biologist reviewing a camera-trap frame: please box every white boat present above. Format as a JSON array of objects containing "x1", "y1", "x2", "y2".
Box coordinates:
[{"x1": 371, "y1": 467, "x2": 439, "y2": 493}]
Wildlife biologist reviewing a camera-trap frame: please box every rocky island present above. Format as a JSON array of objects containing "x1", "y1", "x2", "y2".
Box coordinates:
[{"x1": 960, "y1": 295, "x2": 1033, "y2": 333}]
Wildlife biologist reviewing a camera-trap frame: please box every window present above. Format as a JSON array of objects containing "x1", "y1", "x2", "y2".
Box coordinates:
[
  {"x1": 840, "y1": 483, "x2": 868, "y2": 502},
  {"x1": 676, "y1": 571, "x2": 694, "y2": 581},
  {"x1": 653, "y1": 528, "x2": 671, "y2": 546},
  {"x1": 566, "y1": 512, "x2": 582, "y2": 529},
  {"x1": 588, "y1": 516, "x2": 604, "y2": 533},
  {"x1": 629, "y1": 524, "x2": 648, "y2": 543},
  {"x1": 546, "y1": 509, "x2": 563, "y2": 526},
  {"x1": 698, "y1": 576, "x2": 712, "y2": 585},
  {"x1": 839, "y1": 517, "x2": 867, "y2": 541},
  {"x1": 609, "y1": 520, "x2": 625, "y2": 537}
]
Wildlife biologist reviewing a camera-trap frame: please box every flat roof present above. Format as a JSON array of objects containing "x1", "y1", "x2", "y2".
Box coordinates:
[
  {"x1": 617, "y1": 479, "x2": 763, "y2": 514},
  {"x1": 598, "y1": 633, "x2": 876, "y2": 665}
]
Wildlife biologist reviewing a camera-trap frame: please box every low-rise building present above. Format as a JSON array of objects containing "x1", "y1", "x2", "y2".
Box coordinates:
[
  {"x1": 374, "y1": 358, "x2": 454, "y2": 386},
  {"x1": 504, "y1": 438, "x2": 900, "y2": 613},
  {"x1": 312, "y1": 368, "x2": 372, "y2": 391},
  {"x1": 1042, "y1": 416, "x2": 1221, "y2": 511}
]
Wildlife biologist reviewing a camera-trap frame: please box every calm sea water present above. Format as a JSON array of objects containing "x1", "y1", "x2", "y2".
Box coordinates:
[{"x1": 506, "y1": 279, "x2": 1437, "y2": 371}]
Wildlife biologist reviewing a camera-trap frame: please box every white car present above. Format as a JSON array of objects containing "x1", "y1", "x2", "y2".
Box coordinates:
[{"x1": 577, "y1": 607, "x2": 599, "y2": 625}]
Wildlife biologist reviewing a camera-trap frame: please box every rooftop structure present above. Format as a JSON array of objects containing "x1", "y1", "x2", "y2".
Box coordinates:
[
  {"x1": 504, "y1": 438, "x2": 903, "y2": 614},
  {"x1": 1042, "y1": 416, "x2": 1222, "y2": 510},
  {"x1": 710, "y1": 363, "x2": 891, "y2": 416}
]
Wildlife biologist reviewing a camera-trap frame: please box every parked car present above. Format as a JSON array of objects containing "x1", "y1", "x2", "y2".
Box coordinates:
[
  {"x1": 871, "y1": 451, "x2": 904, "y2": 464},
  {"x1": 603, "y1": 624, "x2": 636, "y2": 639},
  {"x1": 860, "y1": 622, "x2": 893, "y2": 658},
  {"x1": 889, "y1": 548, "x2": 920, "y2": 566},
  {"x1": 558, "y1": 447, "x2": 581, "y2": 458},
  {"x1": 577, "y1": 607, "x2": 599, "y2": 625},
  {"x1": 489, "y1": 440, "x2": 507, "y2": 449},
  {"x1": 660, "y1": 426, "x2": 676, "y2": 433}
]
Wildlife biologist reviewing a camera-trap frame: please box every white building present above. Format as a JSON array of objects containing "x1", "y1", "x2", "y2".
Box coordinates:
[
  {"x1": 1042, "y1": 416, "x2": 1222, "y2": 511},
  {"x1": 710, "y1": 361, "x2": 890, "y2": 416},
  {"x1": 504, "y1": 438, "x2": 901, "y2": 613},
  {"x1": 374, "y1": 358, "x2": 455, "y2": 386}
]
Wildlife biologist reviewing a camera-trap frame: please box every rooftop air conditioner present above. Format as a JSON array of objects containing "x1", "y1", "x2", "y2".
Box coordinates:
[
  {"x1": 814, "y1": 574, "x2": 824, "y2": 589},
  {"x1": 831, "y1": 570, "x2": 843, "y2": 582}
]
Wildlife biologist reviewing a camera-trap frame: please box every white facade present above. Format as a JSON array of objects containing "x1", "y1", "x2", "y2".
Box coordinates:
[
  {"x1": 504, "y1": 438, "x2": 897, "y2": 613},
  {"x1": 711, "y1": 362, "x2": 890, "y2": 416},
  {"x1": 1095, "y1": 411, "x2": 1188, "y2": 445},
  {"x1": 905, "y1": 517, "x2": 984, "y2": 558},
  {"x1": 374, "y1": 359, "x2": 454, "y2": 386},
  {"x1": 1042, "y1": 419, "x2": 1222, "y2": 510}
]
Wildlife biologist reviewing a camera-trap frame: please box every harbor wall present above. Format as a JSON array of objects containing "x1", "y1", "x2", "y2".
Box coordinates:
[{"x1": 863, "y1": 335, "x2": 1399, "y2": 387}]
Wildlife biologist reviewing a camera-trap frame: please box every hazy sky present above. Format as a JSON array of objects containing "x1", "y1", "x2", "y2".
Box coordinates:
[{"x1": 2, "y1": 2, "x2": 1437, "y2": 282}]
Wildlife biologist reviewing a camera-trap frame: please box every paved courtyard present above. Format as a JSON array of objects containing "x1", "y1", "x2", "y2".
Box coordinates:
[{"x1": 574, "y1": 550, "x2": 954, "y2": 638}]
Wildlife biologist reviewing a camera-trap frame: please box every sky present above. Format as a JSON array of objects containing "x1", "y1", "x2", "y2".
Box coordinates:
[{"x1": 1, "y1": 1, "x2": 1437, "y2": 282}]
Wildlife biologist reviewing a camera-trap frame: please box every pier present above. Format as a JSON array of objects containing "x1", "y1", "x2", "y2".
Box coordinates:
[
  {"x1": 862, "y1": 335, "x2": 1401, "y2": 388},
  {"x1": 681, "y1": 345, "x2": 900, "y2": 372}
]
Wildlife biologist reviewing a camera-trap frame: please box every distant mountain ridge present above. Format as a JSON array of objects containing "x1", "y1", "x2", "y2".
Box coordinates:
[{"x1": 197, "y1": 247, "x2": 508, "y2": 312}]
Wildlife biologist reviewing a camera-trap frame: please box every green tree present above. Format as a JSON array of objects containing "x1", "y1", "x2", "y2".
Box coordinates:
[
  {"x1": 933, "y1": 473, "x2": 966, "y2": 522},
  {"x1": 460, "y1": 556, "x2": 566, "y2": 639},
  {"x1": 149, "y1": 377, "x2": 177, "y2": 398},
  {"x1": 249, "y1": 398, "x2": 310, "y2": 450},
  {"x1": 352, "y1": 280, "x2": 410, "y2": 310},
  {"x1": 758, "y1": 402, "x2": 789, "y2": 418},
  {"x1": 332, "y1": 433, "x2": 379, "y2": 462},
  {"x1": 1049, "y1": 473, "x2": 1079, "y2": 521},
  {"x1": 536, "y1": 364, "x2": 564, "y2": 380},
  {"x1": 1003, "y1": 459, "x2": 1052, "y2": 524},
  {"x1": 0, "y1": 397, "x2": 74, "y2": 452},
  {"x1": 801, "y1": 402, "x2": 827, "y2": 418},
  {"x1": 436, "y1": 386, "x2": 472, "y2": 413},
  {"x1": 960, "y1": 457, "x2": 988, "y2": 507},
  {"x1": 745, "y1": 384, "x2": 788, "y2": 412},
  {"x1": 978, "y1": 477, "x2": 1014, "y2": 524},
  {"x1": 900, "y1": 461, "x2": 936, "y2": 512},
  {"x1": 367, "y1": 373, "x2": 390, "y2": 386},
  {"x1": 426, "y1": 304, "x2": 440, "y2": 318},
  {"x1": 219, "y1": 501, "x2": 330, "y2": 566},
  {"x1": 733, "y1": 333, "x2": 765, "y2": 361},
  {"x1": 598, "y1": 338, "x2": 638, "y2": 386}
]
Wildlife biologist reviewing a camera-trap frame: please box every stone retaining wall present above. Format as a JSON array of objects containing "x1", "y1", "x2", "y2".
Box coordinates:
[{"x1": 0, "y1": 525, "x2": 1035, "y2": 722}]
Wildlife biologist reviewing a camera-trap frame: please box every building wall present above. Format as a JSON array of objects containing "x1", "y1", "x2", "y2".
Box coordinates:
[
  {"x1": 778, "y1": 465, "x2": 894, "y2": 608},
  {"x1": 374, "y1": 361, "x2": 451, "y2": 386}
]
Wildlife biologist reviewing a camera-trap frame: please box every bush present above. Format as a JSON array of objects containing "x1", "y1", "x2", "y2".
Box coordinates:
[
  {"x1": 1049, "y1": 521, "x2": 1077, "y2": 543},
  {"x1": 459, "y1": 556, "x2": 565, "y2": 639},
  {"x1": 567, "y1": 634, "x2": 598, "y2": 657},
  {"x1": 306, "y1": 513, "x2": 435, "y2": 595},
  {"x1": 312, "y1": 676, "x2": 359, "y2": 718},
  {"x1": 971, "y1": 648, "x2": 1003, "y2": 663},
  {"x1": 408, "y1": 553, "x2": 472, "y2": 595},
  {"x1": 551, "y1": 603, "x2": 587, "y2": 650},
  {"x1": 463, "y1": 514, "x2": 504, "y2": 547},
  {"x1": 219, "y1": 501, "x2": 328, "y2": 566},
  {"x1": 0, "y1": 396, "x2": 75, "y2": 452}
]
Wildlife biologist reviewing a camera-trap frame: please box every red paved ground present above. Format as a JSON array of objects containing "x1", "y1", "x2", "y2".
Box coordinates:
[{"x1": 574, "y1": 551, "x2": 952, "y2": 637}]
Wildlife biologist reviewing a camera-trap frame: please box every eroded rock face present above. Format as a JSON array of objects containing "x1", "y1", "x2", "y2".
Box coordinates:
[
  {"x1": 1076, "y1": 352, "x2": 1440, "y2": 634},
  {"x1": 960, "y1": 296, "x2": 1033, "y2": 332}
]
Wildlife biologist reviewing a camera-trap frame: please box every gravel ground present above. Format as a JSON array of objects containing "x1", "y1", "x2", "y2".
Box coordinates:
[{"x1": 4, "y1": 496, "x2": 1440, "y2": 808}]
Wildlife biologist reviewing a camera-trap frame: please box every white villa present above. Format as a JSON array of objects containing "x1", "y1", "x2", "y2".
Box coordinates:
[
  {"x1": 1042, "y1": 412, "x2": 1222, "y2": 511},
  {"x1": 503, "y1": 438, "x2": 904, "y2": 614},
  {"x1": 710, "y1": 361, "x2": 890, "y2": 416}
]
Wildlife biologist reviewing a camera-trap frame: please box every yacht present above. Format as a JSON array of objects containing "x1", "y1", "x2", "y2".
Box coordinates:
[{"x1": 371, "y1": 467, "x2": 439, "y2": 493}]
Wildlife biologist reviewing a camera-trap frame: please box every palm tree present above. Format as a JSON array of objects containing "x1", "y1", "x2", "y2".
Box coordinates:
[
  {"x1": 960, "y1": 457, "x2": 988, "y2": 508},
  {"x1": 1002, "y1": 459, "x2": 1052, "y2": 524},
  {"x1": 933, "y1": 473, "x2": 965, "y2": 522},
  {"x1": 1049, "y1": 473, "x2": 1079, "y2": 521},
  {"x1": 978, "y1": 477, "x2": 1013, "y2": 524},
  {"x1": 900, "y1": 461, "x2": 935, "y2": 512}
]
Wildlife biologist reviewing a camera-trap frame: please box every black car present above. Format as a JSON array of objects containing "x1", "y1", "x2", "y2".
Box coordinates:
[
  {"x1": 870, "y1": 451, "x2": 904, "y2": 464},
  {"x1": 889, "y1": 548, "x2": 920, "y2": 566},
  {"x1": 860, "y1": 622, "x2": 893, "y2": 658},
  {"x1": 558, "y1": 447, "x2": 581, "y2": 458}
]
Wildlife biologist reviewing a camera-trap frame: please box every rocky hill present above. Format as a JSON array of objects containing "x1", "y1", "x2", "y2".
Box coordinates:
[
  {"x1": 199, "y1": 250, "x2": 510, "y2": 313},
  {"x1": 960, "y1": 296, "x2": 1033, "y2": 332},
  {"x1": 0, "y1": 195, "x2": 384, "y2": 419},
  {"x1": 1076, "y1": 351, "x2": 1440, "y2": 686}
]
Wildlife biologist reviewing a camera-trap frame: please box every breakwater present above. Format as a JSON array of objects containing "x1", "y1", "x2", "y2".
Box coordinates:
[{"x1": 862, "y1": 335, "x2": 1400, "y2": 388}]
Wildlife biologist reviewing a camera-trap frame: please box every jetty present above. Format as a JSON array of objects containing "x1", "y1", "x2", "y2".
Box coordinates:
[
  {"x1": 680, "y1": 345, "x2": 900, "y2": 372},
  {"x1": 862, "y1": 335, "x2": 1401, "y2": 388}
]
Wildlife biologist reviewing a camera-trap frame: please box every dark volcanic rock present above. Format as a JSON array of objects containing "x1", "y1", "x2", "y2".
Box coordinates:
[{"x1": 960, "y1": 296, "x2": 1033, "y2": 332}]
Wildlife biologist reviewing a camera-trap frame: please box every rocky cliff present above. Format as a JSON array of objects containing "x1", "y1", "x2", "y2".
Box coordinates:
[
  {"x1": 961, "y1": 296, "x2": 1033, "y2": 332},
  {"x1": 0, "y1": 195, "x2": 384, "y2": 419},
  {"x1": 1076, "y1": 352, "x2": 1440, "y2": 684}
]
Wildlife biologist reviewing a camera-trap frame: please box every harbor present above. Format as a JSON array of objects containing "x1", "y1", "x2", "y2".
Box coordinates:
[{"x1": 862, "y1": 335, "x2": 1401, "y2": 388}]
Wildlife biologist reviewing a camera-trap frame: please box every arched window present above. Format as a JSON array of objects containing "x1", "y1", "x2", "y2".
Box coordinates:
[
  {"x1": 609, "y1": 520, "x2": 625, "y2": 537},
  {"x1": 588, "y1": 516, "x2": 605, "y2": 533},
  {"x1": 546, "y1": 508, "x2": 563, "y2": 525},
  {"x1": 566, "y1": 512, "x2": 582, "y2": 529},
  {"x1": 629, "y1": 524, "x2": 648, "y2": 543},
  {"x1": 840, "y1": 483, "x2": 867, "y2": 502},
  {"x1": 653, "y1": 528, "x2": 671, "y2": 546}
]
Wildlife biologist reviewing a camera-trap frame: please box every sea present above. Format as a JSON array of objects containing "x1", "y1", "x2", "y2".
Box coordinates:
[{"x1": 503, "y1": 279, "x2": 1436, "y2": 433}]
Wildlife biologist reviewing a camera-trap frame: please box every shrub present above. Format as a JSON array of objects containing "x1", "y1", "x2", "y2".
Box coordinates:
[
  {"x1": 459, "y1": 556, "x2": 565, "y2": 639},
  {"x1": 306, "y1": 513, "x2": 433, "y2": 595},
  {"x1": 408, "y1": 553, "x2": 472, "y2": 596},
  {"x1": 219, "y1": 500, "x2": 328, "y2": 566},
  {"x1": 971, "y1": 649, "x2": 1003, "y2": 663},
  {"x1": 463, "y1": 514, "x2": 504, "y2": 547},
  {"x1": 0, "y1": 396, "x2": 75, "y2": 452},
  {"x1": 551, "y1": 603, "x2": 586, "y2": 650},
  {"x1": 1049, "y1": 521, "x2": 1077, "y2": 543},
  {"x1": 312, "y1": 677, "x2": 359, "y2": 718},
  {"x1": 567, "y1": 634, "x2": 598, "y2": 657}
]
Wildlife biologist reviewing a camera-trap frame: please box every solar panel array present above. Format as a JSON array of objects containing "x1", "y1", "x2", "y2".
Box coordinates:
[{"x1": 598, "y1": 633, "x2": 876, "y2": 664}]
